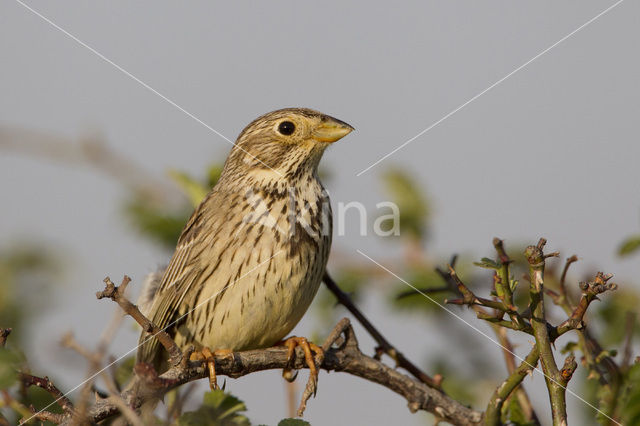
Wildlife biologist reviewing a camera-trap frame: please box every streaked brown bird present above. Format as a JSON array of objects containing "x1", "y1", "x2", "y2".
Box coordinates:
[{"x1": 136, "y1": 108, "x2": 353, "y2": 389}]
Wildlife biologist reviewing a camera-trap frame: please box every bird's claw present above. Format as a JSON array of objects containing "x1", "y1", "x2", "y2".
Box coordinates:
[
  {"x1": 190, "y1": 347, "x2": 234, "y2": 391},
  {"x1": 281, "y1": 336, "x2": 323, "y2": 394}
]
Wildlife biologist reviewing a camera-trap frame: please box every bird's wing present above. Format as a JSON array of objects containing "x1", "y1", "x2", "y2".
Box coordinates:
[{"x1": 136, "y1": 192, "x2": 214, "y2": 365}]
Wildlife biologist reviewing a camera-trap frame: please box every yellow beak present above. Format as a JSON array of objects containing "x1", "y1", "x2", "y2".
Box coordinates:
[{"x1": 312, "y1": 117, "x2": 354, "y2": 143}]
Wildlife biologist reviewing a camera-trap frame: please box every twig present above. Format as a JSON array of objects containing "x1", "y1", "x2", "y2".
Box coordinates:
[
  {"x1": 560, "y1": 354, "x2": 577, "y2": 383},
  {"x1": 493, "y1": 328, "x2": 540, "y2": 425},
  {"x1": 558, "y1": 255, "x2": 579, "y2": 304},
  {"x1": 492, "y1": 238, "x2": 515, "y2": 309},
  {"x1": 2, "y1": 390, "x2": 34, "y2": 424},
  {"x1": 555, "y1": 272, "x2": 617, "y2": 337},
  {"x1": 96, "y1": 275, "x2": 182, "y2": 366},
  {"x1": 297, "y1": 317, "x2": 350, "y2": 416},
  {"x1": 323, "y1": 272, "x2": 442, "y2": 388},
  {"x1": 99, "y1": 370, "x2": 144, "y2": 426},
  {"x1": 18, "y1": 373, "x2": 74, "y2": 416},
  {"x1": 445, "y1": 266, "x2": 532, "y2": 334},
  {"x1": 284, "y1": 381, "x2": 297, "y2": 419},
  {"x1": 395, "y1": 286, "x2": 451, "y2": 299},
  {"x1": 0, "y1": 127, "x2": 172, "y2": 204},
  {"x1": 485, "y1": 346, "x2": 540, "y2": 426},
  {"x1": 622, "y1": 311, "x2": 637, "y2": 369},
  {"x1": 0, "y1": 329, "x2": 10, "y2": 348}
]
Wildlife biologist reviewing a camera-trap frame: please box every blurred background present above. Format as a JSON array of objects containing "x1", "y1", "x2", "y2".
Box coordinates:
[{"x1": 1, "y1": 1, "x2": 639, "y2": 425}]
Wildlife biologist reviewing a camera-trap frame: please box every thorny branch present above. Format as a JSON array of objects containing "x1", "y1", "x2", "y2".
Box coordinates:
[
  {"x1": 434, "y1": 253, "x2": 539, "y2": 425},
  {"x1": 92, "y1": 276, "x2": 481, "y2": 425},
  {"x1": 72, "y1": 300, "x2": 484, "y2": 426},
  {"x1": 440, "y1": 238, "x2": 617, "y2": 426}
]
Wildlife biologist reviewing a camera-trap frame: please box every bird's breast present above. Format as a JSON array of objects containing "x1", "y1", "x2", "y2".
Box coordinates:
[{"x1": 182, "y1": 178, "x2": 332, "y2": 351}]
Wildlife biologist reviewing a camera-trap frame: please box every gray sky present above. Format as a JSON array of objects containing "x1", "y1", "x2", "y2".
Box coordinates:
[{"x1": 1, "y1": 1, "x2": 638, "y2": 425}]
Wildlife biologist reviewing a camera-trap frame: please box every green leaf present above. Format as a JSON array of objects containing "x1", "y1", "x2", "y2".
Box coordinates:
[
  {"x1": 114, "y1": 356, "x2": 135, "y2": 388},
  {"x1": 123, "y1": 199, "x2": 188, "y2": 249},
  {"x1": 177, "y1": 390, "x2": 250, "y2": 426},
  {"x1": 473, "y1": 258, "x2": 501, "y2": 270},
  {"x1": 380, "y1": 168, "x2": 430, "y2": 241},
  {"x1": 278, "y1": 419, "x2": 310, "y2": 426},
  {"x1": 560, "y1": 341, "x2": 579, "y2": 355},
  {"x1": 595, "y1": 289, "x2": 640, "y2": 346},
  {"x1": 206, "y1": 165, "x2": 224, "y2": 188},
  {"x1": 168, "y1": 169, "x2": 210, "y2": 208},
  {"x1": 621, "y1": 364, "x2": 640, "y2": 425},
  {"x1": 0, "y1": 349, "x2": 20, "y2": 389},
  {"x1": 392, "y1": 267, "x2": 448, "y2": 314},
  {"x1": 595, "y1": 349, "x2": 617, "y2": 363},
  {"x1": 504, "y1": 393, "x2": 536, "y2": 425},
  {"x1": 618, "y1": 235, "x2": 640, "y2": 257}
]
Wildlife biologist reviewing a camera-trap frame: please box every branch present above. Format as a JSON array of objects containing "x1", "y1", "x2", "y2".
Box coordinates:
[
  {"x1": 485, "y1": 346, "x2": 540, "y2": 426},
  {"x1": 96, "y1": 276, "x2": 182, "y2": 366},
  {"x1": 525, "y1": 238, "x2": 566, "y2": 426},
  {"x1": 492, "y1": 328, "x2": 540, "y2": 425},
  {"x1": 79, "y1": 318, "x2": 483, "y2": 426},
  {"x1": 558, "y1": 255, "x2": 579, "y2": 304},
  {"x1": 18, "y1": 373, "x2": 74, "y2": 416},
  {"x1": 555, "y1": 272, "x2": 617, "y2": 336},
  {"x1": 323, "y1": 272, "x2": 442, "y2": 388},
  {"x1": 445, "y1": 266, "x2": 532, "y2": 334}
]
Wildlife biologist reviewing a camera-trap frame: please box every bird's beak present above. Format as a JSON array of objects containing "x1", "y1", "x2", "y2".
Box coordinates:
[{"x1": 312, "y1": 117, "x2": 354, "y2": 143}]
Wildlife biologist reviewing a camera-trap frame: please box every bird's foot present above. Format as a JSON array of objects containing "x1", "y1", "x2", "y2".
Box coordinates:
[
  {"x1": 190, "y1": 348, "x2": 234, "y2": 390},
  {"x1": 280, "y1": 336, "x2": 323, "y2": 394}
]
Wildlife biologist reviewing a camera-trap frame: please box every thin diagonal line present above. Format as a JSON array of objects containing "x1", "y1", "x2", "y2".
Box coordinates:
[
  {"x1": 356, "y1": 249, "x2": 621, "y2": 425},
  {"x1": 13, "y1": 0, "x2": 283, "y2": 177},
  {"x1": 24, "y1": 250, "x2": 283, "y2": 424},
  {"x1": 356, "y1": 0, "x2": 624, "y2": 176}
]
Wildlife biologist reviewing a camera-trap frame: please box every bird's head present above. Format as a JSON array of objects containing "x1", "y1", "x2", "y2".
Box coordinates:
[{"x1": 222, "y1": 108, "x2": 353, "y2": 183}]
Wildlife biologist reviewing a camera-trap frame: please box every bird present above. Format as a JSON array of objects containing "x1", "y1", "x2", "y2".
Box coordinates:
[{"x1": 136, "y1": 108, "x2": 353, "y2": 390}]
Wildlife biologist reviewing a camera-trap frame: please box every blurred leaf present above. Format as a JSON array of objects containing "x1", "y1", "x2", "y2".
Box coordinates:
[
  {"x1": 206, "y1": 165, "x2": 224, "y2": 188},
  {"x1": 595, "y1": 350, "x2": 617, "y2": 363},
  {"x1": 430, "y1": 357, "x2": 478, "y2": 404},
  {"x1": 24, "y1": 384, "x2": 63, "y2": 418},
  {"x1": 595, "y1": 289, "x2": 640, "y2": 346},
  {"x1": 115, "y1": 356, "x2": 135, "y2": 388},
  {"x1": 392, "y1": 267, "x2": 448, "y2": 314},
  {"x1": 620, "y1": 364, "x2": 640, "y2": 425},
  {"x1": 618, "y1": 235, "x2": 640, "y2": 257},
  {"x1": 124, "y1": 199, "x2": 188, "y2": 249},
  {"x1": 504, "y1": 393, "x2": 536, "y2": 425},
  {"x1": 473, "y1": 258, "x2": 501, "y2": 270},
  {"x1": 168, "y1": 169, "x2": 209, "y2": 208},
  {"x1": 277, "y1": 419, "x2": 310, "y2": 426},
  {"x1": 0, "y1": 349, "x2": 20, "y2": 389},
  {"x1": 0, "y1": 244, "x2": 60, "y2": 346},
  {"x1": 177, "y1": 390, "x2": 249, "y2": 426},
  {"x1": 313, "y1": 267, "x2": 368, "y2": 327},
  {"x1": 380, "y1": 168, "x2": 429, "y2": 241},
  {"x1": 560, "y1": 341, "x2": 579, "y2": 355}
]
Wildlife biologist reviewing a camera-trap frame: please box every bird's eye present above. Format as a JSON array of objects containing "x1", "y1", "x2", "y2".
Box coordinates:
[{"x1": 278, "y1": 121, "x2": 296, "y2": 136}]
